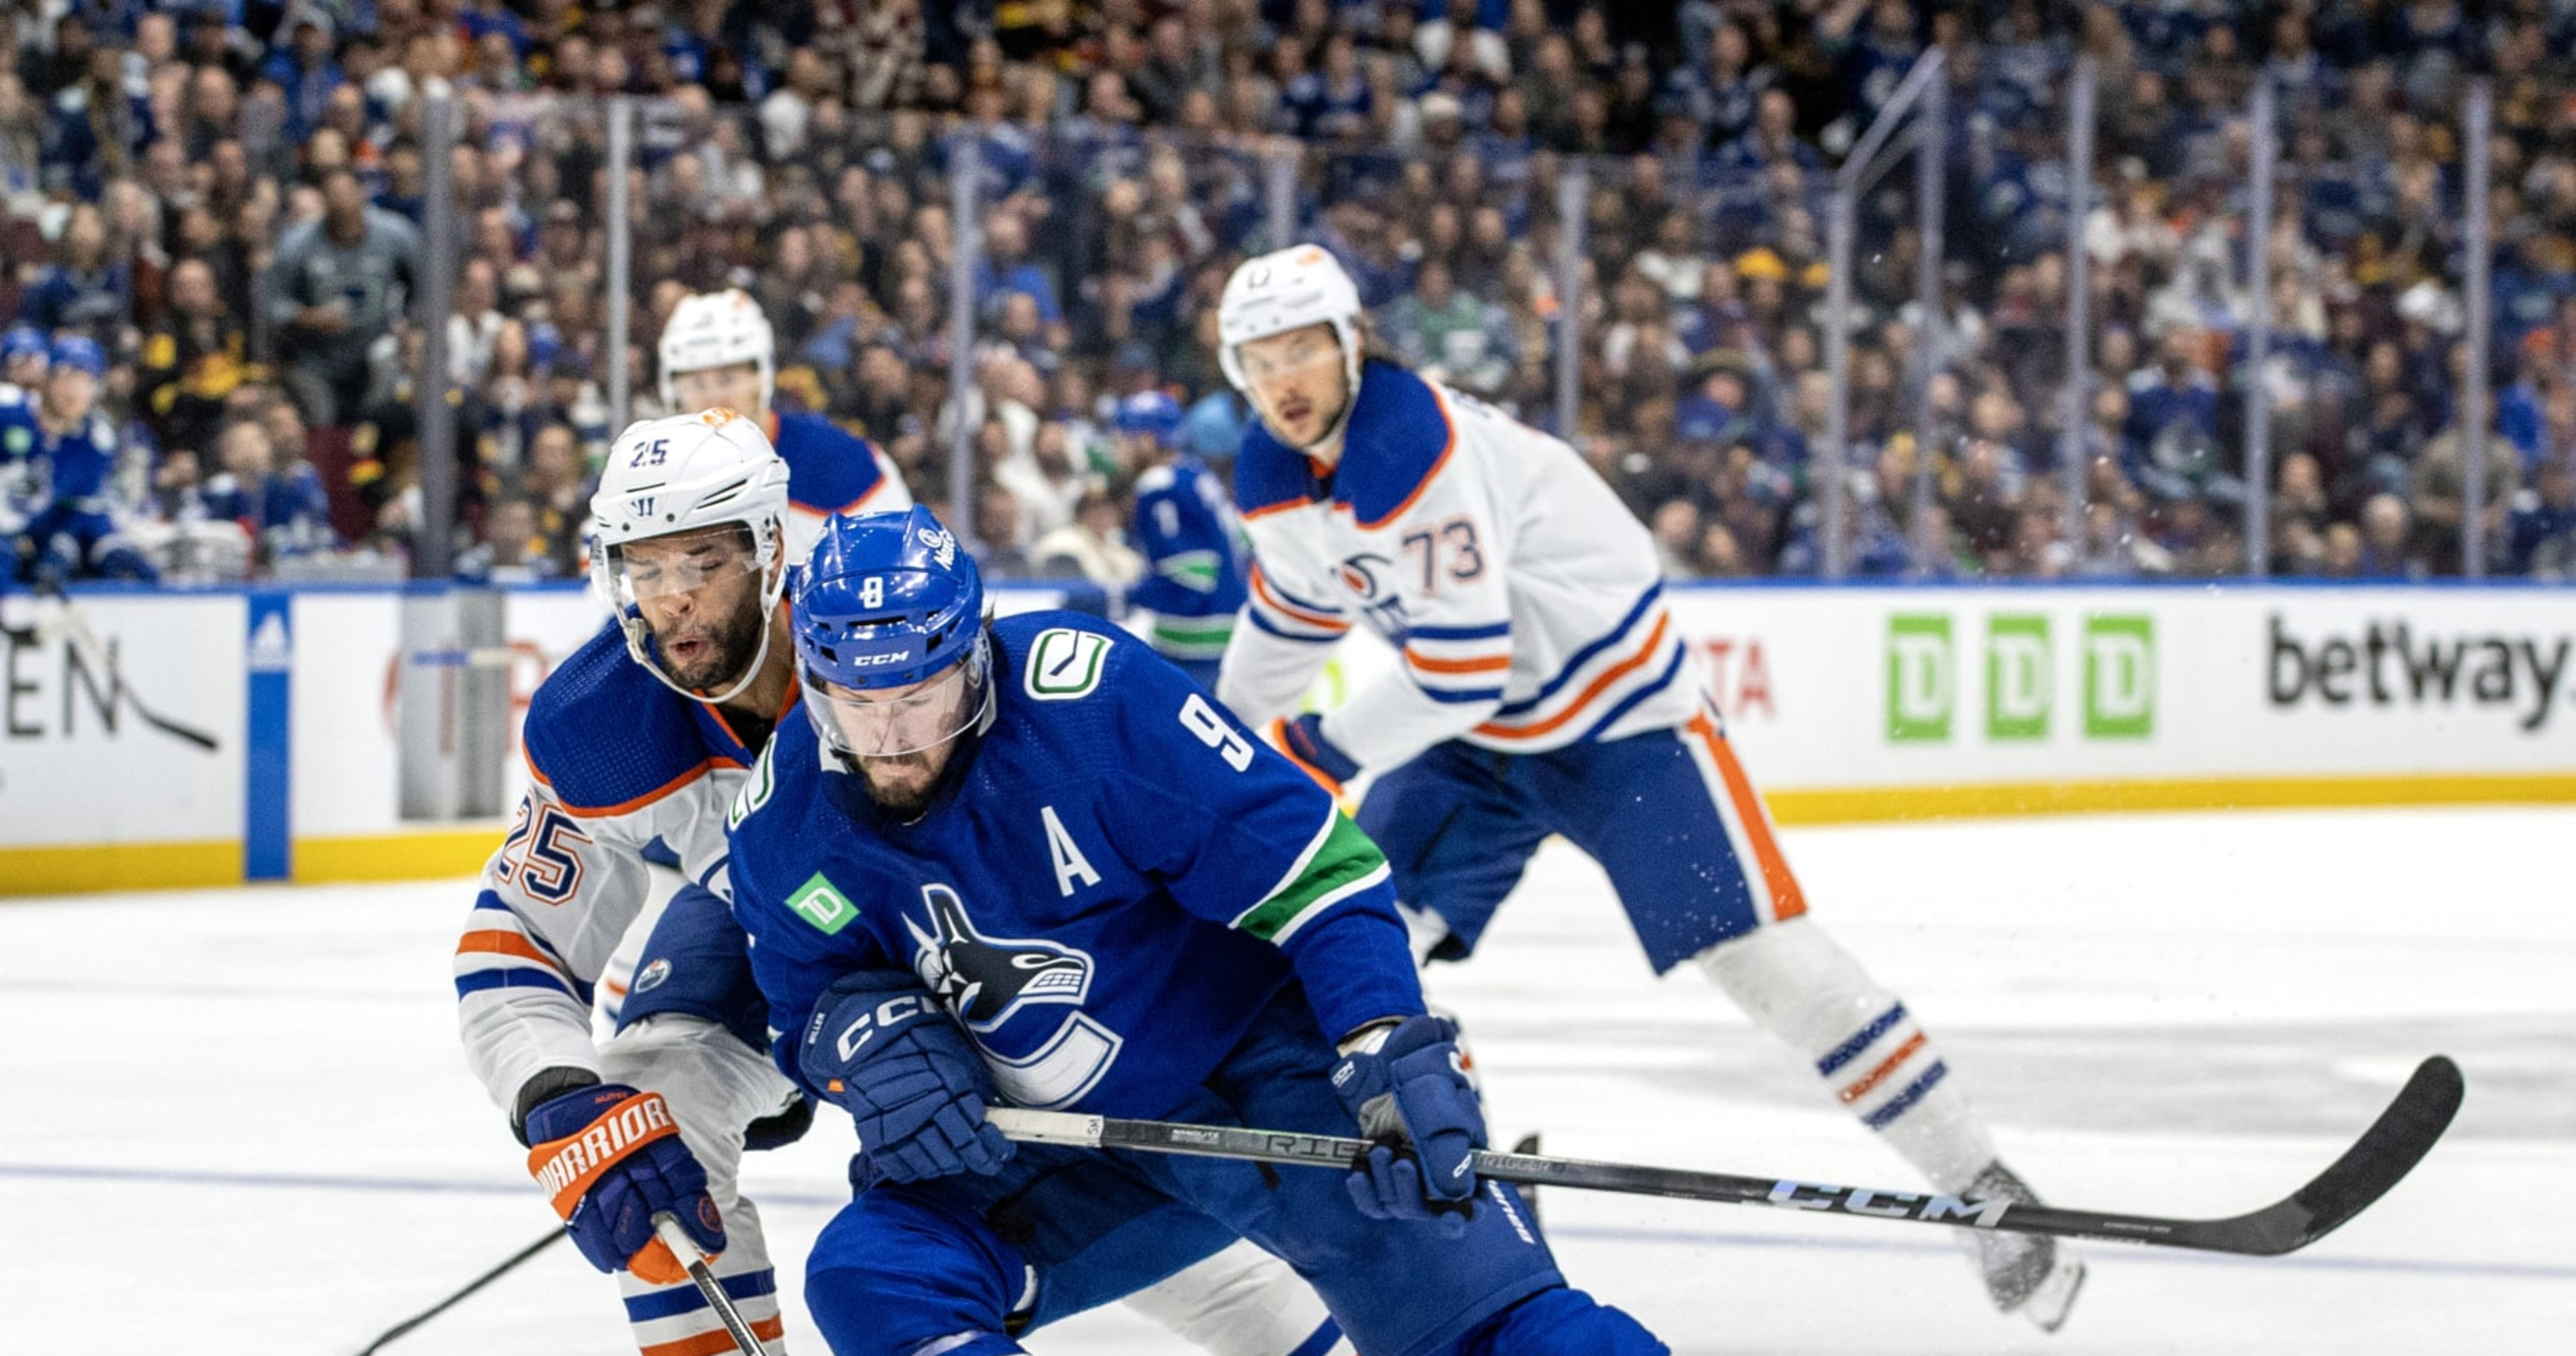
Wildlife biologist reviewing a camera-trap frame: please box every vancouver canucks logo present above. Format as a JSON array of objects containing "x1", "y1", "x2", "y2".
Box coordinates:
[{"x1": 903, "y1": 883, "x2": 1093, "y2": 1034}]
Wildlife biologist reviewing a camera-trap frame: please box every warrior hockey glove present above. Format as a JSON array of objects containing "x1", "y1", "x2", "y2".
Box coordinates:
[
  {"x1": 522, "y1": 1083, "x2": 725, "y2": 1285},
  {"x1": 1331, "y1": 1014, "x2": 1487, "y2": 1235},
  {"x1": 1270, "y1": 713, "x2": 1362, "y2": 801},
  {"x1": 799, "y1": 970, "x2": 1013, "y2": 1185}
]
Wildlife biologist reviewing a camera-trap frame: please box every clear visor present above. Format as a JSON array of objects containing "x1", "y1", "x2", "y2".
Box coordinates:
[
  {"x1": 1232, "y1": 326, "x2": 1346, "y2": 385},
  {"x1": 603, "y1": 527, "x2": 763, "y2": 605},
  {"x1": 807, "y1": 643, "x2": 990, "y2": 759}
]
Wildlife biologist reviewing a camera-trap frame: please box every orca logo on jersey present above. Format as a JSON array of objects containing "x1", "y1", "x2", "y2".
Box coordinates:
[
  {"x1": 904, "y1": 884, "x2": 1093, "y2": 1033},
  {"x1": 902, "y1": 883, "x2": 1124, "y2": 1110}
]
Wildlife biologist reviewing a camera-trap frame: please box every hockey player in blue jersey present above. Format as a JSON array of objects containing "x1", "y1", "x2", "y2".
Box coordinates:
[
  {"x1": 2, "y1": 336, "x2": 157, "y2": 586},
  {"x1": 1209, "y1": 245, "x2": 2085, "y2": 1332},
  {"x1": 725, "y1": 504, "x2": 1665, "y2": 1356},
  {"x1": 1119, "y1": 388, "x2": 1249, "y2": 687},
  {"x1": 659, "y1": 288, "x2": 910, "y2": 555},
  {"x1": 460, "y1": 410, "x2": 1344, "y2": 1356}
]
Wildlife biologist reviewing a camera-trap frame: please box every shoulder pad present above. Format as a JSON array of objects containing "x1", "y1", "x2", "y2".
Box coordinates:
[
  {"x1": 773, "y1": 411, "x2": 889, "y2": 515},
  {"x1": 1333, "y1": 363, "x2": 1455, "y2": 530},
  {"x1": 522, "y1": 623, "x2": 727, "y2": 814},
  {"x1": 997, "y1": 611, "x2": 1121, "y2": 703}
]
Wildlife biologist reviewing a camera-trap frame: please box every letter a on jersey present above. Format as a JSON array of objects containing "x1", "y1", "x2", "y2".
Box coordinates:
[{"x1": 1042, "y1": 805, "x2": 1102, "y2": 896}]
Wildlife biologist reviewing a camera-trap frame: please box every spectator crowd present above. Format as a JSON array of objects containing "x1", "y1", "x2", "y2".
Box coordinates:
[{"x1": 10, "y1": 0, "x2": 2576, "y2": 591}]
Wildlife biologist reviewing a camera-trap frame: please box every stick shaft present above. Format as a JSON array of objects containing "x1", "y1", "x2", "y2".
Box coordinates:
[
  {"x1": 354, "y1": 1229, "x2": 562, "y2": 1355},
  {"x1": 986, "y1": 1055, "x2": 2460, "y2": 1258},
  {"x1": 653, "y1": 1214, "x2": 770, "y2": 1356}
]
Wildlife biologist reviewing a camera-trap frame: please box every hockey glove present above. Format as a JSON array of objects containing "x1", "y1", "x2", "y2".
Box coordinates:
[
  {"x1": 1331, "y1": 1014, "x2": 1486, "y2": 1235},
  {"x1": 798, "y1": 969, "x2": 1013, "y2": 1185},
  {"x1": 523, "y1": 1083, "x2": 725, "y2": 1285},
  {"x1": 1270, "y1": 713, "x2": 1362, "y2": 801}
]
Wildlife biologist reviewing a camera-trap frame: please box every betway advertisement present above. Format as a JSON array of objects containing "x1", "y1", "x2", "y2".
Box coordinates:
[{"x1": 1636, "y1": 587, "x2": 2576, "y2": 805}]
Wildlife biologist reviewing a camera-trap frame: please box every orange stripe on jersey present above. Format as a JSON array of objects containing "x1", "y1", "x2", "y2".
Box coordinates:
[
  {"x1": 1474, "y1": 612, "x2": 1672, "y2": 741},
  {"x1": 1836, "y1": 1031, "x2": 1926, "y2": 1104},
  {"x1": 527, "y1": 756, "x2": 740, "y2": 819},
  {"x1": 1250, "y1": 566, "x2": 1348, "y2": 630},
  {"x1": 641, "y1": 1314, "x2": 788, "y2": 1356},
  {"x1": 455, "y1": 930, "x2": 567, "y2": 976},
  {"x1": 1689, "y1": 709, "x2": 1809, "y2": 921},
  {"x1": 1405, "y1": 648, "x2": 1510, "y2": 675},
  {"x1": 1352, "y1": 391, "x2": 1459, "y2": 530},
  {"x1": 1241, "y1": 496, "x2": 1317, "y2": 521}
]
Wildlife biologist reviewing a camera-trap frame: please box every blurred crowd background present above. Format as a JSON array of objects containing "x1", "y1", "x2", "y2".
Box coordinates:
[{"x1": 9, "y1": 0, "x2": 2576, "y2": 592}]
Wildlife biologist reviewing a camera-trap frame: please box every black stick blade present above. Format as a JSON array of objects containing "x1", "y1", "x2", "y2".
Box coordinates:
[{"x1": 2247, "y1": 1054, "x2": 2464, "y2": 1255}]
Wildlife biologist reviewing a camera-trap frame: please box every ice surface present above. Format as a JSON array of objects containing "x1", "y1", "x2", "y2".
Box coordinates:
[{"x1": 3, "y1": 807, "x2": 2567, "y2": 1354}]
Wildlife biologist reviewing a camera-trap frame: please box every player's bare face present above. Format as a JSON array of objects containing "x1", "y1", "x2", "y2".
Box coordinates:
[
  {"x1": 622, "y1": 527, "x2": 765, "y2": 691},
  {"x1": 41, "y1": 368, "x2": 98, "y2": 424},
  {"x1": 671, "y1": 363, "x2": 764, "y2": 419},
  {"x1": 1238, "y1": 324, "x2": 1349, "y2": 448}
]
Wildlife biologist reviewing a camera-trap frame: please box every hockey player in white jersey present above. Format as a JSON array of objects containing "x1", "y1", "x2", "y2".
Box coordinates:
[
  {"x1": 660, "y1": 288, "x2": 910, "y2": 556},
  {"x1": 1209, "y1": 245, "x2": 2086, "y2": 1332},
  {"x1": 456, "y1": 409, "x2": 1349, "y2": 1355}
]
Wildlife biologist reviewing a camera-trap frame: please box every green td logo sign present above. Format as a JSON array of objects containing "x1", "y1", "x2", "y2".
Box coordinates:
[{"x1": 1887, "y1": 612, "x2": 2155, "y2": 743}]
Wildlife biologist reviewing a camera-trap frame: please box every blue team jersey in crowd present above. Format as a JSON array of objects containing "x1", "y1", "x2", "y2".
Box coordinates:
[
  {"x1": 725, "y1": 611, "x2": 1420, "y2": 1119},
  {"x1": 0, "y1": 395, "x2": 119, "y2": 505},
  {"x1": 1127, "y1": 457, "x2": 1248, "y2": 659}
]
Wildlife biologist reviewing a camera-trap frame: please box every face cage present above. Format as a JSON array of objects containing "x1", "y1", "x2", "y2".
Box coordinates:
[{"x1": 806, "y1": 632, "x2": 994, "y2": 760}]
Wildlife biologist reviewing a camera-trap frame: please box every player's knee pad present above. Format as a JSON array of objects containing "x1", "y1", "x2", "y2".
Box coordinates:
[
  {"x1": 1693, "y1": 917, "x2": 1897, "y2": 1058},
  {"x1": 1457, "y1": 1285, "x2": 1667, "y2": 1356}
]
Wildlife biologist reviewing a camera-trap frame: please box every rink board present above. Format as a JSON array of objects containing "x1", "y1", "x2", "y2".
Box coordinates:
[{"x1": 5, "y1": 582, "x2": 2575, "y2": 893}]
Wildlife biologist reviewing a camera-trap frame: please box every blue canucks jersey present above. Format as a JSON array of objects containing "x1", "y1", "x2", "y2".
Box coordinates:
[
  {"x1": 1127, "y1": 457, "x2": 1249, "y2": 662},
  {"x1": 0, "y1": 394, "x2": 119, "y2": 506},
  {"x1": 725, "y1": 612, "x2": 1423, "y2": 1119}
]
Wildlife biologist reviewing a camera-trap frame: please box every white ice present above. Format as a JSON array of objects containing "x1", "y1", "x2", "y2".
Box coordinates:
[{"x1": 3, "y1": 807, "x2": 2568, "y2": 1355}]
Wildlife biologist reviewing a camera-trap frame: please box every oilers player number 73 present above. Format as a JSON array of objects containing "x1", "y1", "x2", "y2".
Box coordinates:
[{"x1": 1210, "y1": 243, "x2": 2087, "y2": 1332}]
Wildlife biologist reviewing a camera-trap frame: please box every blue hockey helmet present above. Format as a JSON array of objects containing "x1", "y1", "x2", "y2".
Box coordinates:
[
  {"x1": 47, "y1": 336, "x2": 106, "y2": 378},
  {"x1": 794, "y1": 506, "x2": 992, "y2": 758},
  {"x1": 1, "y1": 325, "x2": 46, "y2": 367},
  {"x1": 1114, "y1": 389, "x2": 1184, "y2": 445}
]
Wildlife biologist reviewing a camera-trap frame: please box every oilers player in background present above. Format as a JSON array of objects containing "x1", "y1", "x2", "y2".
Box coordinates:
[
  {"x1": 2, "y1": 337, "x2": 157, "y2": 586},
  {"x1": 1119, "y1": 388, "x2": 1249, "y2": 687},
  {"x1": 659, "y1": 287, "x2": 910, "y2": 555},
  {"x1": 725, "y1": 504, "x2": 1664, "y2": 1356},
  {"x1": 460, "y1": 410, "x2": 1340, "y2": 1356},
  {"x1": 1208, "y1": 245, "x2": 2087, "y2": 1332}
]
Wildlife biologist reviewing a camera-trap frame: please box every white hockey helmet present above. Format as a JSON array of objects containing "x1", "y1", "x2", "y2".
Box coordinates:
[
  {"x1": 588, "y1": 407, "x2": 794, "y2": 704},
  {"x1": 1217, "y1": 244, "x2": 1366, "y2": 398},
  {"x1": 658, "y1": 289, "x2": 776, "y2": 415}
]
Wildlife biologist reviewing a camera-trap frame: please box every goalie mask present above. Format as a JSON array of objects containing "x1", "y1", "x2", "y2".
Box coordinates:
[
  {"x1": 793, "y1": 506, "x2": 992, "y2": 761},
  {"x1": 588, "y1": 408, "x2": 792, "y2": 704}
]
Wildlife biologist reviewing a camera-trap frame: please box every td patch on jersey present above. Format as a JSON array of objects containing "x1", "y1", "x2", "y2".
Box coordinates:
[{"x1": 786, "y1": 872, "x2": 860, "y2": 936}]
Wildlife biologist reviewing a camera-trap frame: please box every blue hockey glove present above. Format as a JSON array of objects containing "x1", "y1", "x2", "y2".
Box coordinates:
[
  {"x1": 522, "y1": 1081, "x2": 725, "y2": 1285},
  {"x1": 1331, "y1": 1014, "x2": 1486, "y2": 1235},
  {"x1": 1270, "y1": 713, "x2": 1362, "y2": 800},
  {"x1": 799, "y1": 970, "x2": 1012, "y2": 1185}
]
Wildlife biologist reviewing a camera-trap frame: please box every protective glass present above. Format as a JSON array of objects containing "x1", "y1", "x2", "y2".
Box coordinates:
[
  {"x1": 807, "y1": 643, "x2": 990, "y2": 758},
  {"x1": 603, "y1": 526, "x2": 763, "y2": 605}
]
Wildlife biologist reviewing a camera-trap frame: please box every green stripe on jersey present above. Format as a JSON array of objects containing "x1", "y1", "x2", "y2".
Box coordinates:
[
  {"x1": 1232, "y1": 813, "x2": 1389, "y2": 944},
  {"x1": 1153, "y1": 616, "x2": 1235, "y2": 657}
]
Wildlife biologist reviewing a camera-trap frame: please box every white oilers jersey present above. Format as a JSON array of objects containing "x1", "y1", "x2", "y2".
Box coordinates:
[
  {"x1": 452, "y1": 623, "x2": 768, "y2": 1109},
  {"x1": 1219, "y1": 362, "x2": 1696, "y2": 771}
]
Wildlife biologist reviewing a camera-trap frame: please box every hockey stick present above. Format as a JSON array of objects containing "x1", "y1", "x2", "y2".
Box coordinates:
[
  {"x1": 653, "y1": 1214, "x2": 771, "y2": 1356},
  {"x1": 353, "y1": 1229, "x2": 562, "y2": 1355},
  {"x1": 986, "y1": 1054, "x2": 2462, "y2": 1257},
  {"x1": 20, "y1": 592, "x2": 222, "y2": 750}
]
